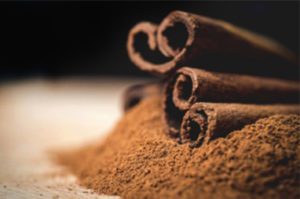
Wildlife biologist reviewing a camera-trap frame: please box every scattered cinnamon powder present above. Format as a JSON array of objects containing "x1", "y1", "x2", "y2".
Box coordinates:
[{"x1": 56, "y1": 97, "x2": 300, "y2": 199}]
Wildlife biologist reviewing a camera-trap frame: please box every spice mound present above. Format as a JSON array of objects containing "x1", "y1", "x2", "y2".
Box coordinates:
[{"x1": 56, "y1": 97, "x2": 300, "y2": 199}]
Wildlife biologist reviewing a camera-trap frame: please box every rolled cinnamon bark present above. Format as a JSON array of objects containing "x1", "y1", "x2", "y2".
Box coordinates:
[
  {"x1": 180, "y1": 103, "x2": 300, "y2": 147},
  {"x1": 127, "y1": 10, "x2": 298, "y2": 79},
  {"x1": 123, "y1": 83, "x2": 162, "y2": 112},
  {"x1": 163, "y1": 67, "x2": 300, "y2": 137}
]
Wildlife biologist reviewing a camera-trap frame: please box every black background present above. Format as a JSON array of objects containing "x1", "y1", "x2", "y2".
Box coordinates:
[{"x1": 0, "y1": 1, "x2": 298, "y2": 79}]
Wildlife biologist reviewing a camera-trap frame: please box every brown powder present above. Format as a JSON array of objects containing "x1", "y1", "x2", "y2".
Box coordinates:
[{"x1": 56, "y1": 97, "x2": 300, "y2": 199}]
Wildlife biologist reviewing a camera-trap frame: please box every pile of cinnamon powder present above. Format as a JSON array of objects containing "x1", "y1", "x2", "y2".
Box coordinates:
[{"x1": 57, "y1": 97, "x2": 300, "y2": 199}]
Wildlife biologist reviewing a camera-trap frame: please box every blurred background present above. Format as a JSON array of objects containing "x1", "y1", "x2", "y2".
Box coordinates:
[{"x1": 0, "y1": 1, "x2": 299, "y2": 80}]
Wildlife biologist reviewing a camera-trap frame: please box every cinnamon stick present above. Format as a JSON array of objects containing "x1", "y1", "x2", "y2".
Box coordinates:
[
  {"x1": 180, "y1": 102, "x2": 300, "y2": 147},
  {"x1": 123, "y1": 83, "x2": 162, "y2": 112},
  {"x1": 163, "y1": 67, "x2": 300, "y2": 137},
  {"x1": 127, "y1": 10, "x2": 298, "y2": 79}
]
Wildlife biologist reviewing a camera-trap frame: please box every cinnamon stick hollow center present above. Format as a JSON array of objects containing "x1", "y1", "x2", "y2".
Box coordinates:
[{"x1": 180, "y1": 103, "x2": 300, "y2": 147}]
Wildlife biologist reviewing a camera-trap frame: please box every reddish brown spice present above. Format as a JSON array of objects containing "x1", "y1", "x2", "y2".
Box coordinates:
[{"x1": 56, "y1": 97, "x2": 300, "y2": 199}]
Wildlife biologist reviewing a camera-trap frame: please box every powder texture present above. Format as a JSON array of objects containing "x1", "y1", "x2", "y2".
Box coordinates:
[{"x1": 57, "y1": 97, "x2": 300, "y2": 199}]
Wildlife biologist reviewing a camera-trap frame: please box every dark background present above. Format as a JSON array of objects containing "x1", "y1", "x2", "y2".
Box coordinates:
[{"x1": 0, "y1": 1, "x2": 299, "y2": 79}]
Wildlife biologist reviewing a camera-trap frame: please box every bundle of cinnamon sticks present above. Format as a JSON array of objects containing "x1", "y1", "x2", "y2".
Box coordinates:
[{"x1": 123, "y1": 10, "x2": 300, "y2": 147}]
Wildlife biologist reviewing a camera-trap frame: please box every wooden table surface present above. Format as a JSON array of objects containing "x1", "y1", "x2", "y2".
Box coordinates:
[{"x1": 0, "y1": 77, "x2": 148, "y2": 199}]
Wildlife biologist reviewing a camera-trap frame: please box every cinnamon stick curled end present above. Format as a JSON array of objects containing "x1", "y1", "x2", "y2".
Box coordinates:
[
  {"x1": 172, "y1": 68, "x2": 200, "y2": 111},
  {"x1": 127, "y1": 11, "x2": 196, "y2": 75},
  {"x1": 162, "y1": 68, "x2": 197, "y2": 138},
  {"x1": 180, "y1": 107, "x2": 209, "y2": 148},
  {"x1": 180, "y1": 103, "x2": 300, "y2": 148}
]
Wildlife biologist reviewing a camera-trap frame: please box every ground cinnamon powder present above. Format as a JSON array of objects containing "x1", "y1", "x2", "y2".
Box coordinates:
[{"x1": 56, "y1": 97, "x2": 300, "y2": 199}]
